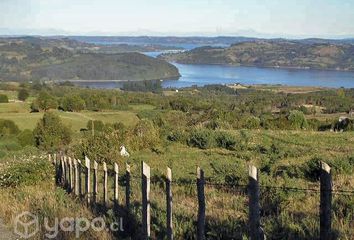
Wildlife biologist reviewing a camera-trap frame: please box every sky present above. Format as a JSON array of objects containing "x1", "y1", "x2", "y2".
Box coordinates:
[{"x1": 1, "y1": 0, "x2": 354, "y2": 38}]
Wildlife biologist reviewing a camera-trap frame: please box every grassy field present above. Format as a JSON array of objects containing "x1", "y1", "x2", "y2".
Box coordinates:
[
  {"x1": 0, "y1": 102, "x2": 140, "y2": 131},
  {"x1": 0, "y1": 88, "x2": 353, "y2": 239},
  {"x1": 52, "y1": 128, "x2": 352, "y2": 239}
]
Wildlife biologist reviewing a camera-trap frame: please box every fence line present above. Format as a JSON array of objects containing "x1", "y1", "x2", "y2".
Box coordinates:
[{"x1": 50, "y1": 153, "x2": 353, "y2": 239}]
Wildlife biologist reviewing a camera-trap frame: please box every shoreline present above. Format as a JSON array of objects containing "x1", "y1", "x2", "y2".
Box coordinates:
[{"x1": 169, "y1": 61, "x2": 354, "y2": 73}]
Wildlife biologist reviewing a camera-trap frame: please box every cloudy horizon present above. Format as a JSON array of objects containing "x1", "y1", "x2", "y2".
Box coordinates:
[{"x1": 1, "y1": 0, "x2": 354, "y2": 39}]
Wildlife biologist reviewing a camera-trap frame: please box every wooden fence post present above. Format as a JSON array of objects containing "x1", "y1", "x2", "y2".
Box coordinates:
[
  {"x1": 114, "y1": 163, "x2": 119, "y2": 205},
  {"x1": 126, "y1": 164, "x2": 131, "y2": 211},
  {"x1": 166, "y1": 167, "x2": 173, "y2": 240},
  {"x1": 93, "y1": 161, "x2": 98, "y2": 204},
  {"x1": 78, "y1": 159, "x2": 82, "y2": 197},
  {"x1": 68, "y1": 157, "x2": 73, "y2": 192},
  {"x1": 74, "y1": 159, "x2": 79, "y2": 196},
  {"x1": 197, "y1": 167, "x2": 205, "y2": 240},
  {"x1": 64, "y1": 156, "x2": 68, "y2": 187},
  {"x1": 103, "y1": 162, "x2": 108, "y2": 206},
  {"x1": 61, "y1": 156, "x2": 65, "y2": 186},
  {"x1": 320, "y1": 162, "x2": 332, "y2": 240},
  {"x1": 142, "y1": 162, "x2": 151, "y2": 239},
  {"x1": 248, "y1": 165, "x2": 263, "y2": 240},
  {"x1": 54, "y1": 154, "x2": 60, "y2": 185},
  {"x1": 85, "y1": 156, "x2": 91, "y2": 205}
]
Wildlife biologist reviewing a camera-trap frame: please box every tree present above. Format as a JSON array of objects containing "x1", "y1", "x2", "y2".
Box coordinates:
[
  {"x1": 18, "y1": 89, "x2": 30, "y2": 101},
  {"x1": 33, "y1": 91, "x2": 58, "y2": 111},
  {"x1": 61, "y1": 95, "x2": 86, "y2": 112},
  {"x1": 33, "y1": 112, "x2": 71, "y2": 151},
  {"x1": 0, "y1": 94, "x2": 9, "y2": 103}
]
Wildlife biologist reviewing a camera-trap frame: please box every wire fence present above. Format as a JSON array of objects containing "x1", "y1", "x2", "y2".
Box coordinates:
[{"x1": 55, "y1": 155, "x2": 354, "y2": 239}]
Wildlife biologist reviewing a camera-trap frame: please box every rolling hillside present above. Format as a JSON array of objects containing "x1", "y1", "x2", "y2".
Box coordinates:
[
  {"x1": 0, "y1": 37, "x2": 180, "y2": 81},
  {"x1": 159, "y1": 40, "x2": 354, "y2": 71}
]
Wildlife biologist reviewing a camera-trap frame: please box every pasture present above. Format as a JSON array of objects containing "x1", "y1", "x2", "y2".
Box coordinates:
[{"x1": 0, "y1": 101, "x2": 139, "y2": 131}]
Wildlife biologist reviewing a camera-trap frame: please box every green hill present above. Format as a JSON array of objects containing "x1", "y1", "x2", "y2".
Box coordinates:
[
  {"x1": 0, "y1": 37, "x2": 180, "y2": 81},
  {"x1": 159, "y1": 40, "x2": 354, "y2": 71}
]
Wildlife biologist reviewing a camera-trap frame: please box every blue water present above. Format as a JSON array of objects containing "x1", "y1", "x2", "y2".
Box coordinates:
[
  {"x1": 160, "y1": 63, "x2": 354, "y2": 88},
  {"x1": 72, "y1": 46, "x2": 354, "y2": 89},
  {"x1": 73, "y1": 62, "x2": 354, "y2": 89}
]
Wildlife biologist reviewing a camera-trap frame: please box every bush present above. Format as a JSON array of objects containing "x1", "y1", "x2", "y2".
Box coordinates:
[
  {"x1": 33, "y1": 112, "x2": 71, "y2": 151},
  {"x1": 244, "y1": 116, "x2": 261, "y2": 129},
  {"x1": 302, "y1": 157, "x2": 322, "y2": 181},
  {"x1": 0, "y1": 159, "x2": 52, "y2": 187},
  {"x1": 167, "y1": 130, "x2": 188, "y2": 143},
  {"x1": 17, "y1": 129, "x2": 34, "y2": 147},
  {"x1": 299, "y1": 105, "x2": 309, "y2": 114},
  {"x1": 0, "y1": 94, "x2": 9, "y2": 103},
  {"x1": 187, "y1": 129, "x2": 215, "y2": 149},
  {"x1": 74, "y1": 129, "x2": 123, "y2": 164},
  {"x1": 18, "y1": 89, "x2": 29, "y2": 101},
  {"x1": 0, "y1": 119, "x2": 20, "y2": 136},
  {"x1": 288, "y1": 110, "x2": 308, "y2": 129},
  {"x1": 128, "y1": 119, "x2": 160, "y2": 150},
  {"x1": 215, "y1": 131, "x2": 237, "y2": 150}
]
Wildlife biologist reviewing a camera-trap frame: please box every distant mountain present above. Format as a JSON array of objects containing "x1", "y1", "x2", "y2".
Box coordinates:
[
  {"x1": 159, "y1": 40, "x2": 354, "y2": 71},
  {"x1": 69, "y1": 36, "x2": 354, "y2": 47},
  {"x1": 0, "y1": 37, "x2": 180, "y2": 81}
]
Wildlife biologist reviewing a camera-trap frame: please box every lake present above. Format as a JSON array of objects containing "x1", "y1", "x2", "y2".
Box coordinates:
[{"x1": 72, "y1": 49, "x2": 354, "y2": 89}]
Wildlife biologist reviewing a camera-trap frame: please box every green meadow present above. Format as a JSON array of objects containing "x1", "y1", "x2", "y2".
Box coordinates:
[{"x1": 0, "y1": 85, "x2": 353, "y2": 239}]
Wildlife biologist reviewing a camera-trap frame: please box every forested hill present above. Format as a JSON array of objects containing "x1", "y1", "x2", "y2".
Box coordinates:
[
  {"x1": 159, "y1": 40, "x2": 354, "y2": 71},
  {"x1": 31, "y1": 53, "x2": 180, "y2": 81},
  {"x1": 0, "y1": 37, "x2": 180, "y2": 81}
]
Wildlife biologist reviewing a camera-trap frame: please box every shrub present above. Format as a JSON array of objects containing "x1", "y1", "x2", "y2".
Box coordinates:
[
  {"x1": 0, "y1": 119, "x2": 20, "y2": 136},
  {"x1": 302, "y1": 157, "x2": 322, "y2": 181},
  {"x1": 167, "y1": 130, "x2": 188, "y2": 143},
  {"x1": 288, "y1": 110, "x2": 308, "y2": 129},
  {"x1": 244, "y1": 116, "x2": 261, "y2": 129},
  {"x1": 0, "y1": 94, "x2": 9, "y2": 103},
  {"x1": 33, "y1": 112, "x2": 71, "y2": 151},
  {"x1": 299, "y1": 105, "x2": 309, "y2": 114},
  {"x1": 0, "y1": 159, "x2": 52, "y2": 187},
  {"x1": 215, "y1": 131, "x2": 237, "y2": 150},
  {"x1": 128, "y1": 119, "x2": 160, "y2": 150},
  {"x1": 18, "y1": 89, "x2": 29, "y2": 101},
  {"x1": 30, "y1": 100, "x2": 40, "y2": 112},
  {"x1": 74, "y1": 129, "x2": 123, "y2": 164},
  {"x1": 187, "y1": 129, "x2": 215, "y2": 149}
]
